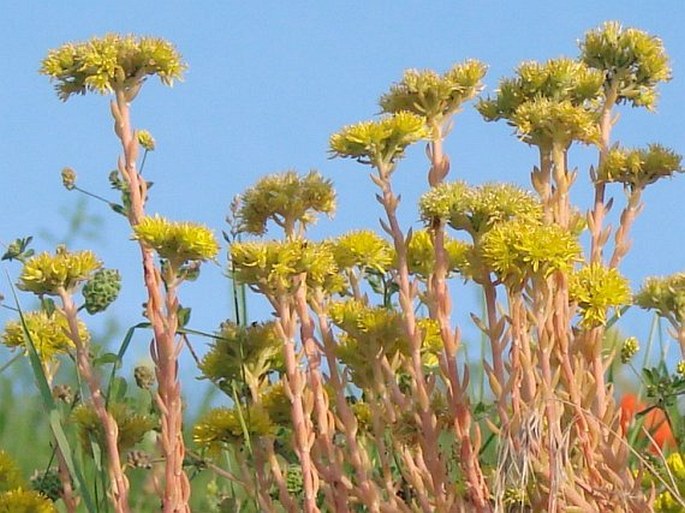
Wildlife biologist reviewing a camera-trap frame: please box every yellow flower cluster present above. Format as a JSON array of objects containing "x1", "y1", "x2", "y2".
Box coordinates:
[
  {"x1": 379, "y1": 60, "x2": 487, "y2": 123},
  {"x1": 331, "y1": 230, "x2": 394, "y2": 273},
  {"x1": 329, "y1": 111, "x2": 429, "y2": 167},
  {"x1": 2, "y1": 311, "x2": 84, "y2": 361},
  {"x1": 0, "y1": 450, "x2": 55, "y2": 512},
  {"x1": 18, "y1": 247, "x2": 101, "y2": 295},
  {"x1": 71, "y1": 403, "x2": 156, "y2": 452},
  {"x1": 569, "y1": 263, "x2": 631, "y2": 328},
  {"x1": 133, "y1": 215, "x2": 219, "y2": 265},
  {"x1": 41, "y1": 33, "x2": 185, "y2": 101}
]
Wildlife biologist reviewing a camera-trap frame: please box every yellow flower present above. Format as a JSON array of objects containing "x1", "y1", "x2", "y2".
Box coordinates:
[
  {"x1": 329, "y1": 111, "x2": 429, "y2": 167},
  {"x1": 132, "y1": 215, "x2": 219, "y2": 265},
  {"x1": 41, "y1": 34, "x2": 185, "y2": 101},
  {"x1": 0, "y1": 488, "x2": 57, "y2": 513},
  {"x1": 0, "y1": 450, "x2": 25, "y2": 493},
  {"x1": 2, "y1": 311, "x2": 83, "y2": 362},
  {"x1": 18, "y1": 246, "x2": 101, "y2": 295},
  {"x1": 136, "y1": 130, "x2": 156, "y2": 151}
]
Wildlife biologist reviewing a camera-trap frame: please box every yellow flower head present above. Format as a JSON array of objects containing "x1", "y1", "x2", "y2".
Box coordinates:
[
  {"x1": 331, "y1": 230, "x2": 394, "y2": 274},
  {"x1": 329, "y1": 111, "x2": 429, "y2": 167},
  {"x1": 71, "y1": 403, "x2": 156, "y2": 452},
  {"x1": 569, "y1": 263, "x2": 631, "y2": 328},
  {"x1": 2, "y1": 311, "x2": 84, "y2": 362},
  {"x1": 136, "y1": 130, "x2": 156, "y2": 151},
  {"x1": 0, "y1": 488, "x2": 57, "y2": 513},
  {"x1": 133, "y1": 215, "x2": 219, "y2": 265},
  {"x1": 18, "y1": 246, "x2": 101, "y2": 296},
  {"x1": 41, "y1": 33, "x2": 185, "y2": 101},
  {"x1": 0, "y1": 450, "x2": 25, "y2": 493}
]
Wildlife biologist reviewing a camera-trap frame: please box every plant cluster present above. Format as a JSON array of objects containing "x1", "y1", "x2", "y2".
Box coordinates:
[{"x1": 1, "y1": 22, "x2": 685, "y2": 513}]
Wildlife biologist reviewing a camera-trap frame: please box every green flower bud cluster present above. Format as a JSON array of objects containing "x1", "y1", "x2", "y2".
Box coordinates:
[
  {"x1": 193, "y1": 406, "x2": 273, "y2": 453},
  {"x1": 29, "y1": 468, "x2": 62, "y2": 502},
  {"x1": 597, "y1": 144, "x2": 682, "y2": 190},
  {"x1": 379, "y1": 60, "x2": 487, "y2": 124},
  {"x1": 480, "y1": 219, "x2": 581, "y2": 288},
  {"x1": 329, "y1": 111, "x2": 429, "y2": 168},
  {"x1": 18, "y1": 246, "x2": 102, "y2": 295},
  {"x1": 41, "y1": 34, "x2": 185, "y2": 101},
  {"x1": 237, "y1": 171, "x2": 335, "y2": 236},
  {"x1": 126, "y1": 450, "x2": 152, "y2": 469},
  {"x1": 71, "y1": 403, "x2": 156, "y2": 452},
  {"x1": 478, "y1": 58, "x2": 603, "y2": 147},
  {"x1": 620, "y1": 337, "x2": 640, "y2": 364},
  {"x1": 199, "y1": 321, "x2": 284, "y2": 387},
  {"x1": 134, "y1": 365, "x2": 156, "y2": 390},
  {"x1": 230, "y1": 239, "x2": 344, "y2": 294},
  {"x1": 580, "y1": 21, "x2": 671, "y2": 109},
  {"x1": 82, "y1": 269, "x2": 121, "y2": 314},
  {"x1": 285, "y1": 465, "x2": 304, "y2": 496},
  {"x1": 2, "y1": 311, "x2": 84, "y2": 362},
  {"x1": 635, "y1": 273, "x2": 685, "y2": 325},
  {"x1": 568, "y1": 263, "x2": 631, "y2": 328},
  {"x1": 133, "y1": 215, "x2": 219, "y2": 266},
  {"x1": 330, "y1": 230, "x2": 394, "y2": 274},
  {"x1": 419, "y1": 182, "x2": 542, "y2": 238},
  {"x1": 404, "y1": 229, "x2": 470, "y2": 279},
  {"x1": 52, "y1": 384, "x2": 74, "y2": 404}
]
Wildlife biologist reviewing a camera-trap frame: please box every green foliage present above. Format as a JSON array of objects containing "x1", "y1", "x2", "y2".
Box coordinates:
[
  {"x1": 237, "y1": 170, "x2": 336, "y2": 236},
  {"x1": 379, "y1": 60, "x2": 487, "y2": 124},
  {"x1": 635, "y1": 273, "x2": 685, "y2": 324},
  {"x1": 40, "y1": 33, "x2": 185, "y2": 101},
  {"x1": 329, "y1": 111, "x2": 429, "y2": 167},
  {"x1": 480, "y1": 219, "x2": 581, "y2": 287},
  {"x1": 598, "y1": 144, "x2": 682, "y2": 189},
  {"x1": 569, "y1": 263, "x2": 631, "y2": 328},
  {"x1": 82, "y1": 268, "x2": 122, "y2": 314},
  {"x1": 1, "y1": 237, "x2": 34, "y2": 263},
  {"x1": 580, "y1": 21, "x2": 671, "y2": 109}
]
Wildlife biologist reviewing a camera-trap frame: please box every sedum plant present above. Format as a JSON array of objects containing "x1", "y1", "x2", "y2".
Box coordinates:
[{"x1": 3, "y1": 21, "x2": 685, "y2": 513}]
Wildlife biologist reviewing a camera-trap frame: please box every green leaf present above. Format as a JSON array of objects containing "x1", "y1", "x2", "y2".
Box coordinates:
[
  {"x1": 94, "y1": 352, "x2": 121, "y2": 367},
  {"x1": 178, "y1": 306, "x2": 192, "y2": 328}
]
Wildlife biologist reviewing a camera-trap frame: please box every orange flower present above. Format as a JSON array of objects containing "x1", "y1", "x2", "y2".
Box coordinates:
[{"x1": 619, "y1": 393, "x2": 676, "y2": 452}]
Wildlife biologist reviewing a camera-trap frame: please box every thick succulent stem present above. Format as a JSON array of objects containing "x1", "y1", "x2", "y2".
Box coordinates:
[
  {"x1": 111, "y1": 90, "x2": 190, "y2": 512},
  {"x1": 58, "y1": 288, "x2": 130, "y2": 513}
]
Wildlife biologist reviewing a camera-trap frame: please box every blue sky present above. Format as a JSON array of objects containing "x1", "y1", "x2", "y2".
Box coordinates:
[{"x1": 1, "y1": 2, "x2": 684, "y2": 390}]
